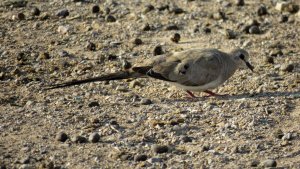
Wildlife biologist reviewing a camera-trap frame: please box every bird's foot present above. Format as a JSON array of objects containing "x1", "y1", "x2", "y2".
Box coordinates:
[
  {"x1": 204, "y1": 90, "x2": 226, "y2": 97},
  {"x1": 185, "y1": 90, "x2": 198, "y2": 99}
]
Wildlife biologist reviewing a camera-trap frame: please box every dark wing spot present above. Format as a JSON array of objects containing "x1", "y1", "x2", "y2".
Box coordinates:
[
  {"x1": 146, "y1": 69, "x2": 175, "y2": 82},
  {"x1": 184, "y1": 64, "x2": 189, "y2": 69}
]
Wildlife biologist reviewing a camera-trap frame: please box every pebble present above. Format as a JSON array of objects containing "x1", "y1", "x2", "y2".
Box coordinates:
[
  {"x1": 170, "y1": 6, "x2": 184, "y2": 14},
  {"x1": 273, "y1": 129, "x2": 284, "y2": 139},
  {"x1": 142, "y1": 23, "x2": 151, "y2": 31},
  {"x1": 262, "y1": 159, "x2": 277, "y2": 167},
  {"x1": 121, "y1": 60, "x2": 132, "y2": 69},
  {"x1": 88, "y1": 101, "x2": 100, "y2": 107},
  {"x1": 152, "y1": 145, "x2": 169, "y2": 154},
  {"x1": 86, "y1": 42, "x2": 96, "y2": 51},
  {"x1": 249, "y1": 160, "x2": 260, "y2": 167},
  {"x1": 105, "y1": 15, "x2": 116, "y2": 22},
  {"x1": 92, "y1": 5, "x2": 100, "y2": 13},
  {"x1": 134, "y1": 154, "x2": 148, "y2": 161},
  {"x1": 180, "y1": 136, "x2": 192, "y2": 143},
  {"x1": 71, "y1": 135, "x2": 87, "y2": 143},
  {"x1": 270, "y1": 49, "x2": 283, "y2": 57},
  {"x1": 275, "y1": 2, "x2": 299, "y2": 13},
  {"x1": 143, "y1": 4, "x2": 155, "y2": 14},
  {"x1": 147, "y1": 157, "x2": 163, "y2": 163},
  {"x1": 235, "y1": 0, "x2": 244, "y2": 6},
  {"x1": 17, "y1": 12, "x2": 26, "y2": 20},
  {"x1": 165, "y1": 24, "x2": 179, "y2": 30},
  {"x1": 203, "y1": 27, "x2": 211, "y2": 33},
  {"x1": 171, "y1": 33, "x2": 181, "y2": 43},
  {"x1": 264, "y1": 56, "x2": 274, "y2": 64},
  {"x1": 257, "y1": 5, "x2": 268, "y2": 16},
  {"x1": 132, "y1": 38, "x2": 143, "y2": 45},
  {"x1": 153, "y1": 45, "x2": 163, "y2": 56},
  {"x1": 279, "y1": 15, "x2": 289, "y2": 23},
  {"x1": 282, "y1": 133, "x2": 292, "y2": 140},
  {"x1": 280, "y1": 63, "x2": 294, "y2": 72},
  {"x1": 140, "y1": 98, "x2": 152, "y2": 105},
  {"x1": 31, "y1": 7, "x2": 40, "y2": 16},
  {"x1": 248, "y1": 25, "x2": 260, "y2": 34},
  {"x1": 107, "y1": 54, "x2": 117, "y2": 60},
  {"x1": 223, "y1": 29, "x2": 236, "y2": 39},
  {"x1": 88, "y1": 132, "x2": 100, "y2": 143},
  {"x1": 55, "y1": 132, "x2": 68, "y2": 142},
  {"x1": 57, "y1": 25, "x2": 70, "y2": 34},
  {"x1": 56, "y1": 9, "x2": 69, "y2": 18}
]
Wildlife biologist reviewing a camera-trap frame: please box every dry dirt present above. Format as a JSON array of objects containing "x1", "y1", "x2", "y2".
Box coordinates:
[{"x1": 0, "y1": 0, "x2": 300, "y2": 168}]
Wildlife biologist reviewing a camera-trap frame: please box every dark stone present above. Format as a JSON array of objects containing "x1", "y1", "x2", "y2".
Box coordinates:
[
  {"x1": 171, "y1": 33, "x2": 181, "y2": 43},
  {"x1": 279, "y1": 15, "x2": 289, "y2": 23},
  {"x1": 257, "y1": 5, "x2": 268, "y2": 16},
  {"x1": 203, "y1": 27, "x2": 211, "y2": 33},
  {"x1": 132, "y1": 38, "x2": 143, "y2": 45},
  {"x1": 248, "y1": 25, "x2": 260, "y2": 34},
  {"x1": 262, "y1": 159, "x2": 277, "y2": 167},
  {"x1": 180, "y1": 136, "x2": 192, "y2": 143},
  {"x1": 121, "y1": 60, "x2": 132, "y2": 69},
  {"x1": 264, "y1": 56, "x2": 274, "y2": 64},
  {"x1": 142, "y1": 23, "x2": 151, "y2": 31},
  {"x1": 88, "y1": 101, "x2": 100, "y2": 107},
  {"x1": 165, "y1": 24, "x2": 179, "y2": 30},
  {"x1": 143, "y1": 4, "x2": 155, "y2": 13},
  {"x1": 105, "y1": 15, "x2": 116, "y2": 22},
  {"x1": 55, "y1": 132, "x2": 68, "y2": 142},
  {"x1": 152, "y1": 145, "x2": 169, "y2": 154},
  {"x1": 88, "y1": 132, "x2": 100, "y2": 143},
  {"x1": 86, "y1": 42, "x2": 96, "y2": 51},
  {"x1": 56, "y1": 9, "x2": 69, "y2": 18},
  {"x1": 235, "y1": 0, "x2": 244, "y2": 6},
  {"x1": 92, "y1": 5, "x2": 100, "y2": 13},
  {"x1": 107, "y1": 54, "x2": 117, "y2": 60},
  {"x1": 71, "y1": 136, "x2": 87, "y2": 143},
  {"x1": 134, "y1": 154, "x2": 148, "y2": 161},
  {"x1": 17, "y1": 13, "x2": 26, "y2": 20},
  {"x1": 153, "y1": 45, "x2": 163, "y2": 56},
  {"x1": 31, "y1": 7, "x2": 40, "y2": 16}
]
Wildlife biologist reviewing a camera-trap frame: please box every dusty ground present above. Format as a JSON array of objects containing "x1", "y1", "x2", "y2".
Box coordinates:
[{"x1": 0, "y1": 0, "x2": 300, "y2": 168}]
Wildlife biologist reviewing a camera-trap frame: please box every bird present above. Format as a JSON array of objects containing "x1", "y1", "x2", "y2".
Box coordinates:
[{"x1": 45, "y1": 48, "x2": 254, "y2": 98}]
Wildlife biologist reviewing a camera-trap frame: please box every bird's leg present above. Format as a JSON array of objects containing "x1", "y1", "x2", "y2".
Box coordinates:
[
  {"x1": 204, "y1": 90, "x2": 223, "y2": 97},
  {"x1": 186, "y1": 90, "x2": 197, "y2": 98}
]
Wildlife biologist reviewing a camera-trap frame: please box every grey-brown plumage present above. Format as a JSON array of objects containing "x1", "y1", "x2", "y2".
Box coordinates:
[{"x1": 45, "y1": 48, "x2": 254, "y2": 97}]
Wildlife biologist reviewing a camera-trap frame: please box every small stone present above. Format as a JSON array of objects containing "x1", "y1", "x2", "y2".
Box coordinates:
[
  {"x1": 107, "y1": 54, "x2": 117, "y2": 60},
  {"x1": 20, "y1": 156, "x2": 30, "y2": 164},
  {"x1": 280, "y1": 63, "x2": 294, "y2": 72},
  {"x1": 31, "y1": 7, "x2": 40, "y2": 16},
  {"x1": 147, "y1": 157, "x2": 163, "y2": 163},
  {"x1": 153, "y1": 45, "x2": 163, "y2": 56},
  {"x1": 39, "y1": 13, "x2": 50, "y2": 20},
  {"x1": 223, "y1": 29, "x2": 236, "y2": 39},
  {"x1": 140, "y1": 98, "x2": 152, "y2": 105},
  {"x1": 282, "y1": 133, "x2": 292, "y2": 140},
  {"x1": 270, "y1": 49, "x2": 283, "y2": 57},
  {"x1": 203, "y1": 27, "x2": 211, "y2": 33},
  {"x1": 121, "y1": 60, "x2": 132, "y2": 69},
  {"x1": 58, "y1": 50, "x2": 69, "y2": 57},
  {"x1": 134, "y1": 154, "x2": 147, "y2": 161},
  {"x1": 92, "y1": 5, "x2": 100, "y2": 13},
  {"x1": 262, "y1": 159, "x2": 277, "y2": 167},
  {"x1": 55, "y1": 132, "x2": 68, "y2": 142},
  {"x1": 248, "y1": 25, "x2": 260, "y2": 34},
  {"x1": 235, "y1": 0, "x2": 244, "y2": 6},
  {"x1": 273, "y1": 129, "x2": 284, "y2": 139},
  {"x1": 56, "y1": 9, "x2": 69, "y2": 18},
  {"x1": 142, "y1": 23, "x2": 151, "y2": 31},
  {"x1": 202, "y1": 145, "x2": 210, "y2": 151},
  {"x1": 170, "y1": 7, "x2": 184, "y2": 14},
  {"x1": 279, "y1": 15, "x2": 289, "y2": 23},
  {"x1": 71, "y1": 135, "x2": 87, "y2": 143},
  {"x1": 39, "y1": 52, "x2": 50, "y2": 60},
  {"x1": 171, "y1": 33, "x2": 181, "y2": 43},
  {"x1": 57, "y1": 25, "x2": 70, "y2": 34},
  {"x1": 132, "y1": 38, "x2": 143, "y2": 45},
  {"x1": 212, "y1": 11, "x2": 225, "y2": 20},
  {"x1": 152, "y1": 145, "x2": 169, "y2": 154},
  {"x1": 264, "y1": 56, "x2": 274, "y2": 64},
  {"x1": 257, "y1": 5, "x2": 268, "y2": 16},
  {"x1": 86, "y1": 42, "x2": 96, "y2": 51},
  {"x1": 180, "y1": 136, "x2": 192, "y2": 143},
  {"x1": 17, "y1": 13, "x2": 26, "y2": 20},
  {"x1": 88, "y1": 101, "x2": 100, "y2": 107},
  {"x1": 105, "y1": 15, "x2": 116, "y2": 22},
  {"x1": 165, "y1": 24, "x2": 179, "y2": 30},
  {"x1": 275, "y1": 2, "x2": 299, "y2": 13},
  {"x1": 88, "y1": 132, "x2": 100, "y2": 143},
  {"x1": 143, "y1": 4, "x2": 155, "y2": 14},
  {"x1": 249, "y1": 160, "x2": 260, "y2": 167}
]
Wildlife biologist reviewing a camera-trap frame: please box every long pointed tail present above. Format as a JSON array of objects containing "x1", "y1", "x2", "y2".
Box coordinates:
[{"x1": 44, "y1": 71, "x2": 137, "y2": 90}]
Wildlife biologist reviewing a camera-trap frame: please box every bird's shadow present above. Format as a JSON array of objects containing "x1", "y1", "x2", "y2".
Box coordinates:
[{"x1": 161, "y1": 91, "x2": 300, "y2": 103}]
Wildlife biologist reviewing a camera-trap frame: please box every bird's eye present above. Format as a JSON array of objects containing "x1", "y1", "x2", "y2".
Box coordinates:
[{"x1": 239, "y1": 53, "x2": 245, "y2": 60}]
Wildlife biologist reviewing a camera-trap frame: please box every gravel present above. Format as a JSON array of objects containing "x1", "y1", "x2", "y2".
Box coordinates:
[{"x1": 0, "y1": 0, "x2": 299, "y2": 168}]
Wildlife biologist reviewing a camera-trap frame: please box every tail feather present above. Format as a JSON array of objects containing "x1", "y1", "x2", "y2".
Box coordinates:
[{"x1": 44, "y1": 71, "x2": 136, "y2": 90}]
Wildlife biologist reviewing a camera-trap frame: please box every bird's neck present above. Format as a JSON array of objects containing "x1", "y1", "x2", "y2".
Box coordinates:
[{"x1": 223, "y1": 57, "x2": 239, "y2": 81}]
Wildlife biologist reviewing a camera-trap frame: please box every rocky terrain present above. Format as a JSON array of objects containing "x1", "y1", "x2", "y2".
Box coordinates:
[{"x1": 0, "y1": 0, "x2": 300, "y2": 168}]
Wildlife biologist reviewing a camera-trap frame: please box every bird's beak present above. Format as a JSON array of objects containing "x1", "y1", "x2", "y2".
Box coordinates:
[{"x1": 246, "y1": 62, "x2": 254, "y2": 72}]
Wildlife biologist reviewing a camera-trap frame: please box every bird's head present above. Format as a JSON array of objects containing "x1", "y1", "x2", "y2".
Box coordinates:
[{"x1": 231, "y1": 48, "x2": 254, "y2": 72}]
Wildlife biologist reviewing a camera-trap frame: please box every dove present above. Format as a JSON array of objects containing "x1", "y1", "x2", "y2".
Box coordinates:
[{"x1": 45, "y1": 48, "x2": 254, "y2": 98}]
